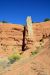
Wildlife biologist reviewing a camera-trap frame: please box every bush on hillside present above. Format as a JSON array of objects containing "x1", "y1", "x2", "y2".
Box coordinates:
[
  {"x1": 8, "y1": 53, "x2": 21, "y2": 64},
  {"x1": 1, "y1": 21, "x2": 8, "y2": 23},
  {"x1": 44, "y1": 18, "x2": 50, "y2": 22}
]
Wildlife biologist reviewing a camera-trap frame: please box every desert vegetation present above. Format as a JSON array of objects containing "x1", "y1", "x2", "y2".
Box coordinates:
[
  {"x1": 44, "y1": 18, "x2": 50, "y2": 22},
  {"x1": 8, "y1": 53, "x2": 21, "y2": 64},
  {"x1": 1, "y1": 21, "x2": 8, "y2": 23},
  {"x1": 31, "y1": 50, "x2": 38, "y2": 56}
]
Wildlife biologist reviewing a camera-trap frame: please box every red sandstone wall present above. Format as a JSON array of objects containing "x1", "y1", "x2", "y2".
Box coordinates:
[
  {"x1": 0, "y1": 21, "x2": 50, "y2": 57},
  {"x1": 32, "y1": 21, "x2": 50, "y2": 41},
  {"x1": 0, "y1": 23, "x2": 24, "y2": 57}
]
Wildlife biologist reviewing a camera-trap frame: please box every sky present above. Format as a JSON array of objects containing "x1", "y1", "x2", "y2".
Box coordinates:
[{"x1": 0, "y1": 0, "x2": 50, "y2": 25}]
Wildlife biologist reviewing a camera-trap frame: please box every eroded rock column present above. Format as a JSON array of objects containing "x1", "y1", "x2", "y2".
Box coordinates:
[
  {"x1": 23, "y1": 16, "x2": 34, "y2": 56},
  {"x1": 26, "y1": 16, "x2": 34, "y2": 49},
  {"x1": 27, "y1": 16, "x2": 33, "y2": 39}
]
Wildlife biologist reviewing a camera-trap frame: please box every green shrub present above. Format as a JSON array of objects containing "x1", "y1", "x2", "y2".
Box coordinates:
[
  {"x1": 31, "y1": 51, "x2": 38, "y2": 56},
  {"x1": 31, "y1": 45, "x2": 44, "y2": 56},
  {"x1": 8, "y1": 53, "x2": 21, "y2": 64},
  {"x1": 44, "y1": 18, "x2": 50, "y2": 22},
  {"x1": 1, "y1": 21, "x2": 8, "y2": 23}
]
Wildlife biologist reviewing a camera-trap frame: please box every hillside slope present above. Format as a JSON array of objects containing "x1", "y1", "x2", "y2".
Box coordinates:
[
  {"x1": 0, "y1": 21, "x2": 50, "y2": 75},
  {"x1": 2, "y1": 37, "x2": 50, "y2": 75}
]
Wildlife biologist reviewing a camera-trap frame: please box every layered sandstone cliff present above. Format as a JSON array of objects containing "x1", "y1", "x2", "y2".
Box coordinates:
[
  {"x1": 0, "y1": 23, "x2": 24, "y2": 57},
  {"x1": 32, "y1": 21, "x2": 50, "y2": 41},
  {"x1": 0, "y1": 21, "x2": 50, "y2": 57}
]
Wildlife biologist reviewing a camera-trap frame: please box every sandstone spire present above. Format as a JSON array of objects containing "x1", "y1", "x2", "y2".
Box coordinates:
[
  {"x1": 22, "y1": 16, "x2": 34, "y2": 56},
  {"x1": 26, "y1": 16, "x2": 33, "y2": 40}
]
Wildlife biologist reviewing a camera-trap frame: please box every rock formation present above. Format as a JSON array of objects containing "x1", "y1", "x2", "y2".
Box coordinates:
[
  {"x1": 0, "y1": 17, "x2": 50, "y2": 75},
  {"x1": 0, "y1": 23, "x2": 24, "y2": 57},
  {"x1": 0, "y1": 18, "x2": 50, "y2": 57},
  {"x1": 22, "y1": 16, "x2": 34, "y2": 56},
  {"x1": 26, "y1": 16, "x2": 33, "y2": 39}
]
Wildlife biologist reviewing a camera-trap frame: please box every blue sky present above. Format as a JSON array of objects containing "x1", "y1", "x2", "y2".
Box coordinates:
[{"x1": 0, "y1": 0, "x2": 50, "y2": 24}]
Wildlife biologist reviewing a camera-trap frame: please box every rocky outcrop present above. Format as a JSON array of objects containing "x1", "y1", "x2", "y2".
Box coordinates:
[
  {"x1": 22, "y1": 21, "x2": 50, "y2": 57},
  {"x1": 0, "y1": 21, "x2": 50, "y2": 57},
  {"x1": 32, "y1": 21, "x2": 50, "y2": 41},
  {"x1": 0, "y1": 23, "x2": 24, "y2": 57}
]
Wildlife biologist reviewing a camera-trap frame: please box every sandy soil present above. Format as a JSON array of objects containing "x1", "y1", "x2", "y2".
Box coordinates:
[{"x1": 1, "y1": 38, "x2": 50, "y2": 75}]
